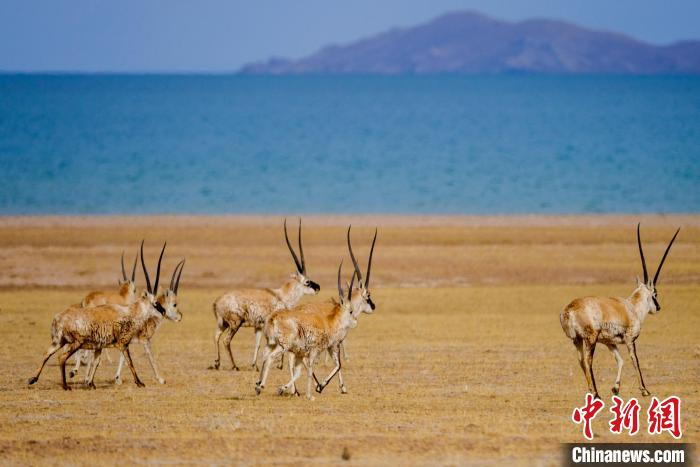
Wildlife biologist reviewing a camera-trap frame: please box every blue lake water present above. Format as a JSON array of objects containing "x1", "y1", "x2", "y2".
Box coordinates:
[{"x1": 0, "y1": 74, "x2": 698, "y2": 214}]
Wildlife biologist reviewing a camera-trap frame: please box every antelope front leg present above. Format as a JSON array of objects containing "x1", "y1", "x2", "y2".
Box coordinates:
[
  {"x1": 627, "y1": 341, "x2": 650, "y2": 396},
  {"x1": 119, "y1": 346, "x2": 145, "y2": 387},
  {"x1": 143, "y1": 341, "x2": 165, "y2": 384}
]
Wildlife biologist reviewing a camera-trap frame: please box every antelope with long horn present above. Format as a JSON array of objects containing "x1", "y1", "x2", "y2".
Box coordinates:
[
  {"x1": 81, "y1": 251, "x2": 139, "y2": 307},
  {"x1": 256, "y1": 226, "x2": 377, "y2": 398},
  {"x1": 27, "y1": 242, "x2": 180, "y2": 389},
  {"x1": 114, "y1": 251, "x2": 185, "y2": 385},
  {"x1": 69, "y1": 251, "x2": 139, "y2": 379},
  {"x1": 256, "y1": 261, "x2": 360, "y2": 400},
  {"x1": 211, "y1": 219, "x2": 320, "y2": 371},
  {"x1": 560, "y1": 224, "x2": 680, "y2": 398}
]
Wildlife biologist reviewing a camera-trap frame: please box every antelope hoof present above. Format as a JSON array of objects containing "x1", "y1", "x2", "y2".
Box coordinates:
[
  {"x1": 340, "y1": 386, "x2": 348, "y2": 394},
  {"x1": 294, "y1": 389, "x2": 300, "y2": 397},
  {"x1": 231, "y1": 365, "x2": 240, "y2": 372},
  {"x1": 114, "y1": 376, "x2": 122, "y2": 385},
  {"x1": 641, "y1": 388, "x2": 651, "y2": 397},
  {"x1": 135, "y1": 380, "x2": 145, "y2": 388},
  {"x1": 69, "y1": 370, "x2": 77, "y2": 379},
  {"x1": 612, "y1": 386, "x2": 619, "y2": 396},
  {"x1": 255, "y1": 383, "x2": 263, "y2": 396},
  {"x1": 63, "y1": 385, "x2": 71, "y2": 391},
  {"x1": 316, "y1": 383, "x2": 325, "y2": 393},
  {"x1": 87, "y1": 382, "x2": 96, "y2": 390},
  {"x1": 306, "y1": 394, "x2": 315, "y2": 401},
  {"x1": 28, "y1": 377, "x2": 38, "y2": 385},
  {"x1": 277, "y1": 386, "x2": 288, "y2": 396},
  {"x1": 157, "y1": 378, "x2": 166, "y2": 385},
  {"x1": 209, "y1": 361, "x2": 220, "y2": 370},
  {"x1": 251, "y1": 363, "x2": 259, "y2": 371}
]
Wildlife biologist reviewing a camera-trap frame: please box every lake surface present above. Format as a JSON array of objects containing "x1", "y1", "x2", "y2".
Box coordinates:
[{"x1": 0, "y1": 74, "x2": 698, "y2": 214}]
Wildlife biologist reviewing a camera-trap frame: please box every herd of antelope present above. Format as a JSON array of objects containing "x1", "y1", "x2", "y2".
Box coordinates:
[
  {"x1": 27, "y1": 220, "x2": 377, "y2": 400},
  {"x1": 26, "y1": 219, "x2": 681, "y2": 400}
]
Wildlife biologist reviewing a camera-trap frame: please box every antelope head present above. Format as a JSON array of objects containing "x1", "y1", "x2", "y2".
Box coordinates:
[
  {"x1": 284, "y1": 218, "x2": 320, "y2": 295},
  {"x1": 337, "y1": 261, "x2": 358, "y2": 328},
  {"x1": 635, "y1": 223, "x2": 680, "y2": 315},
  {"x1": 347, "y1": 226, "x2": 377, "y2": 315},
  {"x1": 156, "y1": 258, "x2": 185, "y2": 322},
  {"x1": 119, "y1": 250, "x2": 138, "y2": 298},
  {"x1": 139, "y1": 240, "x2": 171, "y2": 319}
]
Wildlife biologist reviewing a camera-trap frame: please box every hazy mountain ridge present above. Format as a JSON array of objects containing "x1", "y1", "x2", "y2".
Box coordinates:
[{"x1": 240, "y1": 11, "x2": 700, "y2": 74}]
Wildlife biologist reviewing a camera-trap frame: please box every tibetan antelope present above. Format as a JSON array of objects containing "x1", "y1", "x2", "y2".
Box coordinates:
[
  {"x1": 560, "y1": 224, "x2": 680, "y2": 399},
  {"x1": 81, "y1": 251, "x2": 139, "y2": 307},
  {"x1": 28, "y1": 242, "x2": 179, "y2": 390},
  {"x1": 70, "y1": 251, "x2": 139, "y2": 379},
  {"x1": 114, "y1": 249, "x2": 185, "y2": 385},
  {"x1": 211, "y1": 219, "x2": 320, "y2": 371},
  {"x1": 256, "y1": 226, "x2": 377, "y2": 399}
]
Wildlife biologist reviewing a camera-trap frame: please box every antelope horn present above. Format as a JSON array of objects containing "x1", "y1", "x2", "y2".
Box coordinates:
[
  {"x1": 653, "y1": 228, "x2": 680, "y2": 285},
  {"x1": 365, "y1": 228, "x2": 377, "y2": 288},
  {"x1": 170, "y1": 259, "x2": 185, "y2": 291},
  {"x1": 153, "y1": 242, "x2": 166, "y2": 295},
  {"x1": 297, "y1": 218, "x2": 306, "y2": 275},
  {"x1": 284, "y1": 218, "x2": 303, "y2": 273},
  {"x1": 347, "y1": 226, "x2": 363, "y2": 283},
  {"x1": 131, "y1": 251, "x2": 138, "y2": 282},
  {"x1": 637, "y1": 223, "x2": 648, "y2": 284},
  {"x1": 121, "y1": 251, "x2": 127, "y2": 281},
  {"x1": 174, "y1": 259, "x2": 185, "y2": 294},
  {"x1": 348, "y1": 270, "x2": 356, "y2": 301},
  {"x1": 140, "y1": 240, "x2": 152, "y2": 294},
  {"x1": 337, "y1": 260, "x2": 344, "y2": 300}
]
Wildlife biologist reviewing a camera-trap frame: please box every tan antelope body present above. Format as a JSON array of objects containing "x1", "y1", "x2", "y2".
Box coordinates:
[
  {"x1": 28, "y1": 243, "x2": 179, "y2": 390},
  {"x1": 211, "y1": 219, "x2": 320, "y2": 371},
  {"x1": 256, "y1": 226, "x2": 377, "y2": 400},
  {"x1": 560, "y1": 224, "x2": 680, "y2": 398}
]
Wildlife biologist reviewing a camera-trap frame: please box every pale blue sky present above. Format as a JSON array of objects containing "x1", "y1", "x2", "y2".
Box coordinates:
[{"x1": 1, "y1": 0, "x2": 699, "y2": 72}]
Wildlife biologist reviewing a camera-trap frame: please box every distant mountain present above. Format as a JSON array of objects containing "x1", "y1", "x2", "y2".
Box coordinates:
[{"x1": 240, "y1": 11, "x2": 700, "y2": 74}]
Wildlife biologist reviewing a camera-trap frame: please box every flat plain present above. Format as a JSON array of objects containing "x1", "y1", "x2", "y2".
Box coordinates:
[{"x1": 0, "y1": 215, "x2": 698, "y2": 465}]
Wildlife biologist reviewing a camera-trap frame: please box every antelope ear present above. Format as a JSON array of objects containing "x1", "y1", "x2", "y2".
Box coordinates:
[{"x1": 635, "y1": 276, "x2": 642, "y2": 286}]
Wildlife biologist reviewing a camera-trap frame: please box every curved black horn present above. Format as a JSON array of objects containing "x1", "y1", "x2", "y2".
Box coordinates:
[
  {"x1": 653, "y1": 228, "x2": 680, "y2": 285},
  {"x1": 121, "y1": 251, "x2": 127, "y2": 281},
  {"x1": 337, "y1": 260, "x2": 344, "y2": 300},
  {"x1": 284, "y1": 218, "x2": 303, "y2": 273},
  {"x1": 637, "y1": 223, "x2": 648, "y2": 284},
  {"x1": 131, "y1": 252, "x2": 138, "y2": 282},
  {"x1": 170, "y1": 259, "x2": 184, "y2": 291},
  {"x1": 153, "y1": 242, "x2": 166, "y2": 295},
  {"x1": 174, "y1": 259, "x2": 185, "y2": 294},
  {"x1": 140, "y1": 240, "x2": 152, "y2": 294},
  {"x1": 348, "y1": 270, "x2": 355, "y2": 301},
  {"x1": 347, "y1": 226, "x2": 363, "y2": 283},
  {"x1": 365, "y1": 228, "x2": 377, "y2": 288},
  {"x1": 297, "y1": 218, "x2": 306, "y2": 275}
]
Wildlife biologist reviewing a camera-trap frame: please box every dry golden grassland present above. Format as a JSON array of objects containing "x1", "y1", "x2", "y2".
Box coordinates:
[{"x1": 0, "y1": 215, "x2": 698, "y2": 465}]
